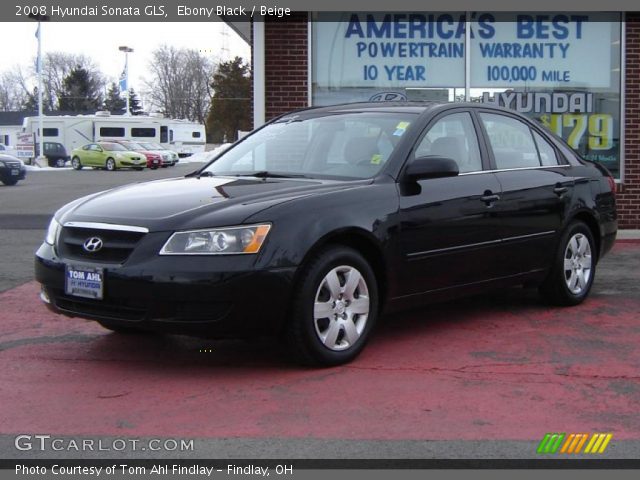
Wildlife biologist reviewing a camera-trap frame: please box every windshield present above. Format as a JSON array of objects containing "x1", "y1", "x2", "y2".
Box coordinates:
[
  {"x1": 141, "y1": 142, "x2": 165, "y2": 150},
  {"x1": 202, "y1": 112, "x2": 416, "y2": 179},
  {"x1": 121, "y1": 141, "x2": 144, "y2": 150},
  {"x1": 101, "y1": 143, "x2": 127, "y2": 152}
]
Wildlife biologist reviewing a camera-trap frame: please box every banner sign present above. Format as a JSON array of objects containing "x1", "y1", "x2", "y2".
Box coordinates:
[
  {"x1": 471, "y1": 14, "x2": 614, "y2": 88},
  {"x1": 314, "y1": 13, "x2": 615, "y2": 89}
]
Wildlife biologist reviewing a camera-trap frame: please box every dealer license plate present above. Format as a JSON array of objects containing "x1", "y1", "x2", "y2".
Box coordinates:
[
  {"x1": 11, "y1": 169, "x2": 19, "y2": 175},
  {"x1": 65, "y1": 264, "x2": 104, "y2": 300}
]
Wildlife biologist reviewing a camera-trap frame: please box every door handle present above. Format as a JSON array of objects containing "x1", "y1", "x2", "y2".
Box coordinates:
[
  {"x1": 481, "y1": 193, "x2": 500, "y2": 205},
  {"x1": 554, "y1": 186, "x2": 569, "y2": 195}
]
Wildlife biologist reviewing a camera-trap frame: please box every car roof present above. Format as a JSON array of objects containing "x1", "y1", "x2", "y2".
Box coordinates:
[{"x1": 288, "y1": 101, "x2": 520, "y2": 117}]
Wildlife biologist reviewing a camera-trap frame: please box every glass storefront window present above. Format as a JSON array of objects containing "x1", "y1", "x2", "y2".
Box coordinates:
[{"x1": 312, "y1": 12, "x2": 623, "y2": 178}]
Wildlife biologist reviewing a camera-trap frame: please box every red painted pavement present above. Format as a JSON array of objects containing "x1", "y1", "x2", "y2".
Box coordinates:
[{"x1": 1, "y1": 244, "x2": 639, "y2": 441}]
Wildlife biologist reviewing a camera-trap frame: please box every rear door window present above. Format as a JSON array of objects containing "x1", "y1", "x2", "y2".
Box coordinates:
[
  {"x1": 532, "y1": 131, "x2": 560, "y2": 166},
  {"x1": 480, "y1": 113, "x2": 540, "y2": 169}
]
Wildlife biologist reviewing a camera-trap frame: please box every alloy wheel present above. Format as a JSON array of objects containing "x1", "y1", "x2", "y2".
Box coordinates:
[
  {"x1": 313, "y1": 265, "x2": 370, "y2": 351},
  {"x1": 563, "y1": 233, "x2": 592, "y2": 295}
]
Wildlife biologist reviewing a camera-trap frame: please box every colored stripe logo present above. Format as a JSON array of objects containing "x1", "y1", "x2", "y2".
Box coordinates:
[{"x1": 537, "y1": 433, "x2": 612, "y2": 454}]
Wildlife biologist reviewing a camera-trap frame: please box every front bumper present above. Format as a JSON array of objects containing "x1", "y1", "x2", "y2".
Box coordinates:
[
  {"x1": 0, "y1": 167, "x2": 26, "y2": 182},
  {"x1": 35, "y1": 242, "x2": 297, "y2": 338},
  {"x1": 118, "y1": 158, "x2": 146, "y2": 168}
]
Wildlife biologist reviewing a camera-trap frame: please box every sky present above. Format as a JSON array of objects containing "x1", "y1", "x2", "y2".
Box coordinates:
[{"x1": 0, "y1": 21, "x2": 251, "y2": 107}]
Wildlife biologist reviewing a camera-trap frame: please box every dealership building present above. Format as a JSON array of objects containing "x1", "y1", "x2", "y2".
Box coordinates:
[{"x1": 229, "y1": 12, "x2": 640, "y2": 228}]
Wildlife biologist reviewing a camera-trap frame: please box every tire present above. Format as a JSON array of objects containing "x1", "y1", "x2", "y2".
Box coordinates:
[
  {"x1": 285, "y1": 246, "x2": 379, "y2": 366},
  {"x1": 97, "y1": 320, "x2": 143, "y2": 334},
  {"x1": 150, "y1": 166, "x2": 158, "y2": 170},
  {"x1": 105, "y1": 158, "x2": 116, "y2": 171},
  {"x1": 539, "y1": 221, "x2": 596, "y2": 306},
  {"x1": 1, "y1": 178, "x2": 18, "y2": 186},
  {"x1": 161, "y1": 165, "x2": 168, "y2": 168},
  {"x1": 71, "y1": 157, "x2": 82, "y2": 170},
  {"x1": 55, "y1": 158, "x2": 67, "y2": 168},
  {"x1": 133, "y1": 167, "x2": 144, "y2": 171}
]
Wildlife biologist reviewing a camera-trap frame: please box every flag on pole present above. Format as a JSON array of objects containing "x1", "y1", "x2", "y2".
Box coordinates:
[
  {"x1": 118, "y1": 68, "x2": 127, "y2": 92},
  {"x1": 35, "y1": 24, "x2": 41, "y2": 74}
]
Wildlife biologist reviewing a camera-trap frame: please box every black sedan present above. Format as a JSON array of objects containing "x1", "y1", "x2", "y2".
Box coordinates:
[
  {"x1": 35, "y1": 102, "x2": 617, "y2": 366},
  {"x1": 0, "y1": 154, "x2": 27, "y2": 186}
]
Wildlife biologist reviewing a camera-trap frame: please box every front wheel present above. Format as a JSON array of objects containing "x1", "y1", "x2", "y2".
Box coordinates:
[
  {"x1": 1, "y1": 178, "x2": 18, "y2": 186},
  {"x1": 133, "y1": 167, "x2": 144, "y2": 171},
  {"x1": 105, "y1": 158, "x2": 116, "y2": 171},
  {"x1": 71, "y1": 157, "x2": 82, "y2": 170},
  {"x1": 540, "y1": 221, "x2": 596, "y2": 306},
  {"x1": 285, "y1": 246, "x2": 378, "y2": 366}
]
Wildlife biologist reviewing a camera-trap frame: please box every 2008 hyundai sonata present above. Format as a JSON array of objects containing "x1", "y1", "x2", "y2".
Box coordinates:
[{"x1": 36, "y1": 102, "x2": 617, "y2": 366}]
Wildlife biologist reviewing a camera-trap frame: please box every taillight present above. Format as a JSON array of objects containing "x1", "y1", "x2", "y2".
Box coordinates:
[{"x1": 606, "y1": 175, "x2": 616, "y2": 200}]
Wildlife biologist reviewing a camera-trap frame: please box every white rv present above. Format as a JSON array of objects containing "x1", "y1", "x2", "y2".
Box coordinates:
[
  {"x1": 22, "y1": 113, "x2": 206, "y2": 158},
  {"x1": 160, "y1": 119, "x2": 207, "y2": 156}
]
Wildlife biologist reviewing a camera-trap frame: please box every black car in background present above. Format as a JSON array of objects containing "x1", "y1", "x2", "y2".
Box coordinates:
[
  {"x1": 35, "y1": 102, "x2": 617, "y2": 366},
  {"x1": 36, "y1": 142, "x2": 70, "y2": 168},
  {"x1": 0, "y1": 154, "x2": 27, "y2": 186}
]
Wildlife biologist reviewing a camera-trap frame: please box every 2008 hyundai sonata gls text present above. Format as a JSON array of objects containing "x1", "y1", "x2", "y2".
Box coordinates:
[{"x1": 36, "y1": 102, "x2": 617, "y2": 366}]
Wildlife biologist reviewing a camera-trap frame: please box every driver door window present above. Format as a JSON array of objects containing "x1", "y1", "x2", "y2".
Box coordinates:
[{"x1": 414, "y1": 112, "x2": 482, "y2": 173}]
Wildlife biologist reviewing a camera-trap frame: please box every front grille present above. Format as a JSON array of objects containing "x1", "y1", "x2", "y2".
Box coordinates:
[
  {"x1": 4, "y1": 160, "x2": 21, "y2": 168},
  {"x1": 58, "y1": 226, "x2": 145, "y2": 264},
  {"x1": 55, "y1": 292, "x2": 146, "y2": 321},
  {"x1": 49, "y1": 287, "x2": 231, "y2": 322}
]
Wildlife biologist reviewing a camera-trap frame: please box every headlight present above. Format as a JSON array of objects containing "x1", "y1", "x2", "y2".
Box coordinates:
[
  {"x1": 160, "y1": 224, "x2": 271, "y2": 255},
  {"x1": 0, "y1": 160, "x2": 6, "y2": 167},
  {"x1": 45, "y1": 218, "x2": 61, "y2": 245}
]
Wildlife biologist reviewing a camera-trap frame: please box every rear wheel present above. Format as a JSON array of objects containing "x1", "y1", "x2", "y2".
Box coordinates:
[
  {"x1": 55, "y1": 158, "x2": 67, "y2": 168},
  {"x1": 105, "y1": 158, "x2": 116, "y2": 171},
  {"x1": 71, "y1": 157, "x2": 82, "y2": 170},
  {"x1": 285, "y1": 246, "x2": 378, "y2": 366},
  {"x1": 540, "y1": 221, "x2": 596, "y2": 306}
]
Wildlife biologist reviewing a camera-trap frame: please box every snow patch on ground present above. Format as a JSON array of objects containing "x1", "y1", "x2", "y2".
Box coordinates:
[{"x1": 25, "y1": 165, "x2": 73, "y2": 172}]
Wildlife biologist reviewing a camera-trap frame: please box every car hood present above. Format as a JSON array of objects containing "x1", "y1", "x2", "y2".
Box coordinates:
[{"x1": 58, "y1": 176, "x2": 367, "y2": 232}]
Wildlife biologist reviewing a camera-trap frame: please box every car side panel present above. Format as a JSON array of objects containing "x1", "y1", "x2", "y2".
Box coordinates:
[
  {"x1": 493, "y1": 167, "x2": 574, "y2": 275},
  {"x1": 396, "y1": 173, "x2": 505, "y2": 295}
]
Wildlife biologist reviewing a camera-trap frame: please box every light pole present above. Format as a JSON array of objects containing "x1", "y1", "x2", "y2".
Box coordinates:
[
  {"x1": 119, "y1": 46, "x2": 134, "y2": 116},
  {"x1": 29, "y1": 13, "x2": 49, "y2": 165}
]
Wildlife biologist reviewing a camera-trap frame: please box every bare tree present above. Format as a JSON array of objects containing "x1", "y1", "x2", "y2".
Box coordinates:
[
  {"x1": 5, "y1": 53, "x2": 106, "y2": 112},
  {"x1": 41, "y1": 52, "x2": 105, "y2": 111},
  {"x1": 0, "y1": 70, "x2": 29, "y2": 111},
  {"x1": 143, "y1": 45, "x2": 214, "y2": 123}
]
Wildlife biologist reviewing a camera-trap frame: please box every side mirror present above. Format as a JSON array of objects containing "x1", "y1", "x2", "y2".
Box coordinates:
[{"x1": 405, "y1": 156, "x2": 459, "y2": 181}]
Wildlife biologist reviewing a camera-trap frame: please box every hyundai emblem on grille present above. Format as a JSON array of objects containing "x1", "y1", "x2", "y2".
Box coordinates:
[{"x1": 83, "y1": 237, "x2": 104, "y2": 252}]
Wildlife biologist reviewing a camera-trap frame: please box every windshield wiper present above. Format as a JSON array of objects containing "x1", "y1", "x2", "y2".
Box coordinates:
[
  {"x1": 231, "y1": 171, "x2": 309, "y2": 179},
  {"x1": 193, "y1": 170, "x2": 216, "y2": 179}
]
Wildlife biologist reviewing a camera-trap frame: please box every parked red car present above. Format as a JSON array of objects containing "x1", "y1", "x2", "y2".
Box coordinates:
[{"x1": 105, "y1": 140, "x2": 161, "y2": 169}]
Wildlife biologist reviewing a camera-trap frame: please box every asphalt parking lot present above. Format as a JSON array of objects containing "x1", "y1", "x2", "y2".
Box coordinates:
[{"x1": 1, "y1": 166, "x2": 639, "y2": 460}]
